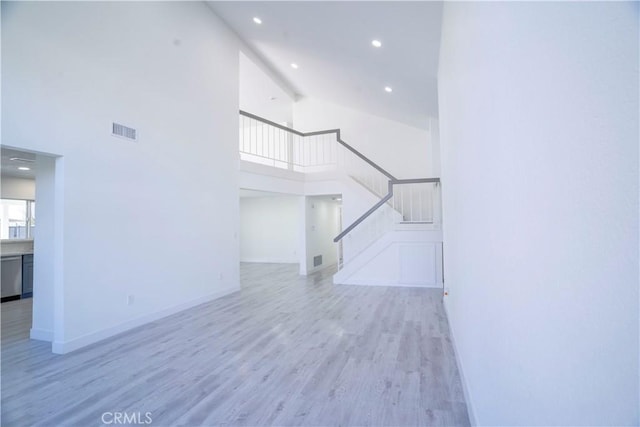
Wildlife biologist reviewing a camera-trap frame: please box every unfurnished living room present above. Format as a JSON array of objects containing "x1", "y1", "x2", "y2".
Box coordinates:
[{"x1": 0, "y1": 1, "x2": 638, "y2": 426}]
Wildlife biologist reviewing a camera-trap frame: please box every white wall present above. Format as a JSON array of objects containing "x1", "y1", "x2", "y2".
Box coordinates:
[
  {"x1": 240, "y1": 52, "x2": 294, "y2": 124},
  {"x1": 29, "y1": 155, "x2": 59, "y2": 342},
  {"x1": 304, "y1": 195, "x2": 340, "y2": 273},
  {"x1": 240, "y1": 195, "x2": 301, "y2": 263},
  {"x1": 293, "y1": 97, "x2": 435, "y2": 179},
  {"x1": 438, "y1": 2, "x2": 639, "y2": 425},
  {"x1": 2, "y1": 1, "x2": 241, "y2": 353},
  {"x1": 1, "y1": 176, "x2": 35, "y2": 200}
]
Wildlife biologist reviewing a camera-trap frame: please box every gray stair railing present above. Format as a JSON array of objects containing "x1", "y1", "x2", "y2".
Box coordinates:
[
  {"x1": 238, "y1": 110, "x2": 439, "y2": 246},
  {"x1": 240, "y1": 110, "x2": 395, "y2": 180},
  {"x1": 333, "y1": 177, "x2": 440, "y2": 242}
]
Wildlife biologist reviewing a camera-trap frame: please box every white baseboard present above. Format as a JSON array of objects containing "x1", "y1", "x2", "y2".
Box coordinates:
[
  {"x1": 303, "y1": 262, "x2": 337, "y2": 276},
  {"x1": 443, "y1": 297, "x2": 477, "y2": 426},
  {"x1": 335, "y1": 278, "x2": 441, "y2": 288},
  {"x1": 30, "y1": 327, "x2": 54, "y2": 342},
  {"x1": 51, "y1": 285, "x2": 239, "y2": 354},
  {"x1": 240, "y1": 258, "x2": 298, "y2": 264}
]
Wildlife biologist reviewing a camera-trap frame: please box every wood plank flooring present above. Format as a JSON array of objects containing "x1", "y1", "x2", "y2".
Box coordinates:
[{"x1": 1, "y1": 263, "x2": 469, "y2": 426}]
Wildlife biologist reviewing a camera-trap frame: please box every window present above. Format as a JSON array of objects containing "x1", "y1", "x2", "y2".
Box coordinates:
[{"x1": 0, "y1": 199, "x2": 36, "y2": 240}]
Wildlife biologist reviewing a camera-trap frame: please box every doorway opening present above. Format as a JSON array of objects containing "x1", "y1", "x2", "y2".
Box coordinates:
[{"x1": 0, "y1": 146, "x2": 63, "y2": 351}]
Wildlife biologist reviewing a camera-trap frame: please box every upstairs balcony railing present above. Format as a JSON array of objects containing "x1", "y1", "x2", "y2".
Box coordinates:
[
  {"x1": 240, "y1": 110, "x2": 392, "y2": 196},
  {"x1": 239, "y1": 110, "x2": 441, "y2": 264}
]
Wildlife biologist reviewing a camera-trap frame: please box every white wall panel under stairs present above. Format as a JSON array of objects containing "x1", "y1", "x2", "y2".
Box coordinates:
[{"x1": 333, "y1": 227, "x2": 443, "y2": 288}]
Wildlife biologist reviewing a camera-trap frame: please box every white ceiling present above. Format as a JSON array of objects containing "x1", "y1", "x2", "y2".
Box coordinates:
[
  {"x1": 1, "y1": 148, "x2": 36, "y2": 179},
  {"x1": 208, "y1": 1, "x2": 443, "y2": 129}
]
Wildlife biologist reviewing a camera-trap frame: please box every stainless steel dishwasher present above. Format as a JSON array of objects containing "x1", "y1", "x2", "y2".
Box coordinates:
[{"x1": 1, "y1": 256, "x2": 23, "y2": 301}]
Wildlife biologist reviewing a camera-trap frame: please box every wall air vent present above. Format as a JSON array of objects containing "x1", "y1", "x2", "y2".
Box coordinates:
[
  {"x1": 313, "y1": 255, "x2": 323, "y2": 267},
  {"x1": 112, "y1": 122, "x2": 137, "y2": 141}
]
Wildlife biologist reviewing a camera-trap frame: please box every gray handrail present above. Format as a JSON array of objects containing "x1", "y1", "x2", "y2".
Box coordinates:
[
  {"x1": 336, "y1": 133, "x2": 396, "y2": 181},
  {"x1": 238, "y1": 110, "x2": 439, "y2": 243},
  {"x1": 333, "y1": 177, "x2": 441, "y2": 243},
  {"x1": 239, "y1": 110, "x2": 396, "y2": 180},
  {"x1": 392, "y1": 178, "x2": 440, "y2": 185},
  {"x1": 335, "y1": 193, "x2": 394, "y2": 242}
]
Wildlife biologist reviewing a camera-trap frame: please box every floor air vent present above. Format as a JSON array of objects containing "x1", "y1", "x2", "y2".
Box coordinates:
[
  {"x1": 313, "y1": 255, "x2": 322, "y2": 267},
  {"x1": 112, "y1": 122, "x2": 137, "y2": 141}
]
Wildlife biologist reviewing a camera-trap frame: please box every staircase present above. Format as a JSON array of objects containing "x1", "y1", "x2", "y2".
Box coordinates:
[{"x1": 239, "y1": 110, "x2": 443, "y2": 288}]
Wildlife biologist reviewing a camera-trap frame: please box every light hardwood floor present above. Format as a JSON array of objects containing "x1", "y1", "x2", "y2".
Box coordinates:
[{"x1": 1, "y1": 263, "x2": 469, "y2": 426}]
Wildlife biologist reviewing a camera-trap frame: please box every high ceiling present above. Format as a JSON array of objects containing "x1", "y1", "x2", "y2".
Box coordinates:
[{"x1": 208, "y1": 1, "x2": 443, "y2": 129}]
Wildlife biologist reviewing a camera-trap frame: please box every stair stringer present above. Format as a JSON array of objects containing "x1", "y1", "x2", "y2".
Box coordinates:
[{"x1": 333, "y1": 228, "x2": 443, "y2": 288}]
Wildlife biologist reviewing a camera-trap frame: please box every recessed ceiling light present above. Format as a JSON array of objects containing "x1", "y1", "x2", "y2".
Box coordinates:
[
  {"x1": 290, "y1": 63, "x2": 299, "y2": 69},
  {"x1": 253, "y1": 17, "x2": 262, "y2": 24},
  {"x1": 18, "y1": 166, "x2": 30, "y2": 171},
  {"x1": 371, "y1": 39, "x2": 382, "y2": 48},
  {"x1": 9, "y1": 157, "x2": 34, "y2": 163},
  {"x1": 384, "y1": 86, "x2": 393, "y2": 93}
]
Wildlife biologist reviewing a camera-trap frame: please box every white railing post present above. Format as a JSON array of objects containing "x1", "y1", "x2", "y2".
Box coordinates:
[
  {"x1": 286, "y1": 122, "x2": 294, "y2": 170},
  {"x1": 433, "y1": 182, "x2": 442, "y2": 228}
]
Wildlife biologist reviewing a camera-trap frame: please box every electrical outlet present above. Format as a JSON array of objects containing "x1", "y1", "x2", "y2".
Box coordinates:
[{"x1": 127, "y1": 295, "x2": 134, "y2": 305}]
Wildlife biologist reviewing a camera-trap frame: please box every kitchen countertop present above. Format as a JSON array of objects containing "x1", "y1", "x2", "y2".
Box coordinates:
[
  {"x1": 1, "y1": 239, "x2": 35, "y2": 258},
  {"x1": 1, "y1": 251, "x2": 34, "y2": 257}
]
